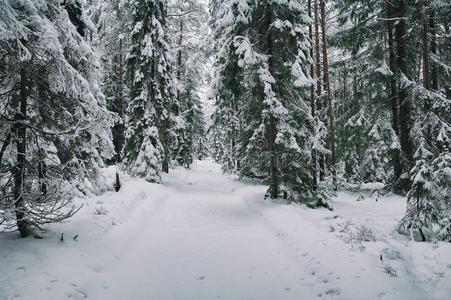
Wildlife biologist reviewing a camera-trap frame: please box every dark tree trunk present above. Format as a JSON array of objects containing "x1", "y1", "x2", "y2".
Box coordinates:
[
  {"x1": 421, "y1": 3, "x2": 431, "y2": 92},
  {"x1": 0, "y1": 132, "x2": 12, "y2": 167},
  {"x1": 308, "y1": 0, "x2": 318, "y2": 191},
  {"x1": 113, "y1": 37, "x2": 125, "y2": 162},
  {"x1": 387, "y1": 4, "x2": 402, "y2": 182},
  {"x1": 38, "y1": 148, "x2": 47, "y2": 196},
  {"x1": 118, "y1": 37, "x2": 124, "y2": 117},
  {"x1": 114, "y1": 173, "x2": 121, "y2": 192},
  {"x1": 14, "y1": 68, "x2": 30, "y2": 237},
  {"x1": 429, "y1": 10, "x2": 438, "y2": 90},
  {"x1": 320, "y1": 0, "x2": 336, "y2": 189},
  {"x1": 176, "y1": 19, "x2": 183, "y2": 103},
  {"x1": 162, "y1": 153, "x2": 169, "y2": 173},
  {"x1": 262, "y1": 3, "x2": 279, "y2": 199},
  {"x1": 395, "y1": 0, "x2": 414, "y2": 176},
  {"x1": 314, "y1": 0, "x2": 325, "y2": 181}
]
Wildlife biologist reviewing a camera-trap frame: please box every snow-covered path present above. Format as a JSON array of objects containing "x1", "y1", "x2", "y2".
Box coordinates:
[
  {"x1": 1, "y1": 160, "x2": 450, "y2": 300},
  {"x1": 88, "y1": 165, "x2": 318, "y2": 300}
]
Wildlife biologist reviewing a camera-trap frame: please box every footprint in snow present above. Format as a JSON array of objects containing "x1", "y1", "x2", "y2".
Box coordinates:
[
  {"x1": 197, "y1": 276, "x2": 206, "y2": 280},
  {"x1": 65, "y1": 289, "x2": 88, "y2": 299},
  {"x1": 325, "y1": 288, "x2": 341, "y2": 296}
]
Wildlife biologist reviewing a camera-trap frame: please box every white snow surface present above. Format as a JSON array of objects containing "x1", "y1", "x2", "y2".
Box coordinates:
[{"x1": 1, "y1": 160, "x2": 450, "y2": 300}]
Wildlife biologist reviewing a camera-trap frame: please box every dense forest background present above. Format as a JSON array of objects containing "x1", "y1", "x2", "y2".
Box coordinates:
[{"x1": 0, "y1": 0, "x2": 450, "y2": 241}]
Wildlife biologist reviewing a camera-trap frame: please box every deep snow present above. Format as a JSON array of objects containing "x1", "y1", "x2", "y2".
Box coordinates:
[{"x1": 1, "y1": 160, "x2": 450, "y2": 300}]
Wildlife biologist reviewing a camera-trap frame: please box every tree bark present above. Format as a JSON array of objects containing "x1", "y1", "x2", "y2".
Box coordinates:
[
  {"x1": 314, "y1": 0, "x2": 325, "y2": 181},
  {"x1": 113, "y1": 37, "x2": 125, "y2": 162},
  {"x1": 176, "y1": 18, "x2": 183, "y2": 103},
  {"x1": 263, "y1": 3, "x2": 279, "y2": 199},
  {"x1": 395, "y1": 0, "x2": 414, "y2": 176},
  {"x1": 38, "y1": 148, "x2": 47, "y2": 196},
  {"x1": 320, "y1": 0, "x2": 336, "y2": 188},
  {"x1": 14, "y1": 67, "x2": 30, "y2": 237},
  {"x1": 429, "y1": 10, "x2": 438, "y2": 90},
  {"x1": 421, "y1": 3, "x2": 431, "y2": 92},
  {"x1": 308, "y1": 0, "x2": 318, "y2": 191},
  {"x1": 387, "y1": 3, "x2": 402, "y2": 182},
  {"x1": 0, "y1": 132, "x2": 12, "y2": 167},
  {"x1": 118, "y1": 38, "x2": 124, "y2": 118}
]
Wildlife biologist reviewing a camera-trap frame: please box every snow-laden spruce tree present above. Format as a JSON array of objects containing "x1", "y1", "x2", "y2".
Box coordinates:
[
  {"x1": 209, "y1": 0, "x2": 326, "y2": 205},
  {"x1": 331, "y1": 0, "x2": 408, "y2": 190},
  {"x1": 167, "y1": 0, "x2": 209, "y2": 168},
  {"x1": 244, "y1": 1, "x2": 319, "y2": 204},
  {"x1": 399, "y1": 144, "x2": 451, "y2": 241},
  {"x1": 123, "y1": 0, "x2": 178, "y2": 181},
  {"x1": 0, "y1": 0, "x2": 115, "y2": 237},
  {"x1": 359, "y1": 122, "x2": 390, "y2": 183},
  {"x1": 90, "y1": 0, "x2": 131, "y2": 163},
  {"x1": 208, "y1": 0, "x2": 252, "y2": 173},
  {"x1": 398, "y1": 78, "x2": 451, "y2": 241}
]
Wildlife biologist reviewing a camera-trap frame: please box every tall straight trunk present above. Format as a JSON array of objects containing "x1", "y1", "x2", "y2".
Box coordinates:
[
  {"x1": 118, "y1": 38, "x2": 124, "y2": 118},
  {"x1": 38, "y1": 148, "x2": 47, "y2": 196},
  {"x1": 314, "y1": 0, "x2": 322, "y2": 99},
  {"x1": 429, "y1": 10, "x2": 438, "y2": 90},
  {"x1": 263, "y1": 3, "x2": 278, "y2": 199},
  {"x1": 395, "y1": 0, "x2": 414, "y2": 175},
  {"x1": 0, "y1": 132, "x2": 12, "y2": 166},
  {"x1": 308, "y1": 0, "x2": 318, "y2": 191},
  {"x1": 113, "y1": 37, "x2": 125, "y2": 162},
  {"x1": 320, "y1": 0, "x2": 336, "y2": 188},
  {"x1": 314, "y1": 0, "x2": 325, "y2": 181},
  {"x1": 176, "y1": 19, "x2": 183, "y2": 103},
  {"x1": 421, "y1": 4, "x2": 431, "y2": 92},
  {"x1": 387, "y1": 4, "x2": 402, "y2": 182},
  {"x1": 160, "y1": 2, "x2": 170, "y2": 174},
  {"x1": 14, "y1": 68, "x2": 30, "y2": 237}
]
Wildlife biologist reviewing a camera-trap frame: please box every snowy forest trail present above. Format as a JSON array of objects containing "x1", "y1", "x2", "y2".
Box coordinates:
[
  {"x1": 1, "y1": 161, "x2": 450, "y2": 300},
  {"x1": 85, "y1": 162, "x2": 320, "y2": 300}
]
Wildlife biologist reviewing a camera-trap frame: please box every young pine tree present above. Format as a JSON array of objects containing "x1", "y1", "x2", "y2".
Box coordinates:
[{"x1": 123, "y1": 0, "x2": 178, "y2": 182}]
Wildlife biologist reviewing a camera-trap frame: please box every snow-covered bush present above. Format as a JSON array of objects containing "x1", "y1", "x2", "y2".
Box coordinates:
[{"x1": 399, "y1": 147, "x2": 451, "y2": 242}]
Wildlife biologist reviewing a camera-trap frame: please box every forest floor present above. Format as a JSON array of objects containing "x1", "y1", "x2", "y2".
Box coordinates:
[{"x1": 1, "y1": 160, "x2": 450, "y2": 300}]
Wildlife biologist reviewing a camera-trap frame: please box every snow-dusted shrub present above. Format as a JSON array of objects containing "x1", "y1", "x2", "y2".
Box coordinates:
[
  {"x1": 399, "y1": 147, "x2": 451, "y2": 242},
  {"x1": 354, "y1": 225, "x2": 377, "y2": 242},
  {"x1": 336, "y1": 220, "x2": 379, "y2": 248},
  {"x1": 94, "y1": 204, "x2": 108, "y2": 216},
  {"x1": 381, "y1": 264, "x2": 398, "y2": 277}
]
